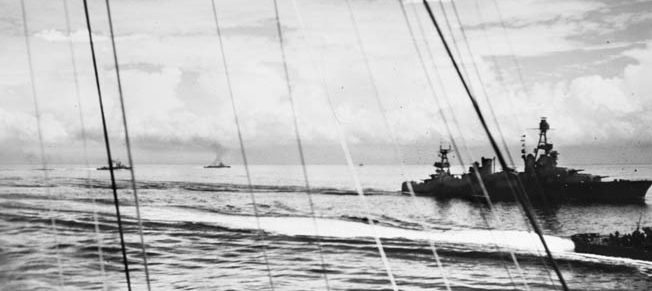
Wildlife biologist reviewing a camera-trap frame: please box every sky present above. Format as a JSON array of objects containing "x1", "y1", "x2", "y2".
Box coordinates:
[{"x1": 1, "y1": 0, "x2": 651, "y2": 165}]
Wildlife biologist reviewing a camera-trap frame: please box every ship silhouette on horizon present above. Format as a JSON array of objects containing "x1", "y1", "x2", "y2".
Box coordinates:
[
  {"x1": 96, "y1": 160, "x2": 131, "y2": 171},
  {"x1": 204, "y1": 154, "x2": 231, "y2": 169},
  {"x1": 402, "y1": 118, "x2": 652, "y2": 203}
]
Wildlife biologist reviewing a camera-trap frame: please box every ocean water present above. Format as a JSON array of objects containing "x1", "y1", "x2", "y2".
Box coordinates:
[{"x1": 1, "y1": 163, "x2": 652, "y2": 290}]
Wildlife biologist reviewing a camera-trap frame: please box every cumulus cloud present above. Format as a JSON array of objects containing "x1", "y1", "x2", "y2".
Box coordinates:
[
  {"x1": 467, "y1": 41, "x2": 652, "y2": 147},
  {"x1": 1, "y1": 0, "x2": 651, "y2": 164}
]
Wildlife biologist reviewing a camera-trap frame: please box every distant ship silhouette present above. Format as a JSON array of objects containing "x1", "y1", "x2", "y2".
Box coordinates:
[
  {"x1": 97, "y1": 160, "x2": 131, "y2": 170},
  {"x1": 205, "y1": 155, "x2": 230, "y2": 169}
]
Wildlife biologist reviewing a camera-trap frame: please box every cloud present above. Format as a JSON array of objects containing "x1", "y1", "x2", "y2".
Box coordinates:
[
  {"x1": 1, "y1": 0, "x2": 651, "y2": 164},
  {"x1": 472, "y1": 41, "x2": 652, "y2": 147},
  {"x1": 34, "y1": 29, "x2": 109, "y2": 43}
]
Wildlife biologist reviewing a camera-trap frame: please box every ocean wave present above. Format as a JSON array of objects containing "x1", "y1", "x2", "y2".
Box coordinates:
[
  {"x1": 4, "y1": 195, "x2": 652, "y2": 272},
  {"x1": 135, "y1": 206, "x2": 572, "y2": 253},
  {"x1": 5, "y1": 201, "x2": 652, "y2": 274},
  {"x1": 132, "y1": 207, "x2": 652, "y2": 270},
  {"x1": 1, "y1": 176, "x2": 398, "y2": 196}
]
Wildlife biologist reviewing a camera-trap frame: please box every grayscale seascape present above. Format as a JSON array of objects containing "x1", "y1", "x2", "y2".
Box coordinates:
[
  {"x1": 2, "y1": 164, "x2": 652, "y2": 290},
  {"x1": 2, "y1": 0, "x2": 652, "y2": 290}
]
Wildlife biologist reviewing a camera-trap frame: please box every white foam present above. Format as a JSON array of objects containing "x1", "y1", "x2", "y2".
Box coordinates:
[{"x1": 140, "y1": 206, "x2": 575, "y2": 254}]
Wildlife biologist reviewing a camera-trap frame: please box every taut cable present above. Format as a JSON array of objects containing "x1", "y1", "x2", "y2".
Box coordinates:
[
  {"x1": 62, "y1": 0, "x2": 107, "y2": 288},
  {"x1": 270, "y1": 0, "x2": 331, "y2": 289},
  {"x1": 103, "y1": 0, "x2": 152, "y2": 289},
  {"x1": 421, "y1": 2, "x2": 568, "y2": 290},
  {"x1": 81, "y1": 0, "x2": 132, "y2": 289},
  {"x1": 19, "y1": 0, "x2": 64, "y2": 287},
  {"x1": 397, "y1": 1, "x2": 525, "y2": 289},
  {"x1": 209, "y1": 1, "x2": 275, "y2": 289}
]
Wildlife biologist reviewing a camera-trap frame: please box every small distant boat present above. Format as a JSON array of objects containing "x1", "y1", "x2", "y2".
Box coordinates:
[
  {"x1": 204, "y1": 161, "x2": 230, "y2": 169},
  {"x1": 97, "y1": 160, "x2": 131, "y2": 171},
  {"x1": 571, "y1": 226, "x2": 652, "y2": 261}
]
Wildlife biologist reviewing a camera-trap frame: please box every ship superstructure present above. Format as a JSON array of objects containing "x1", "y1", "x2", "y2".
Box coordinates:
[{"x1": 402, "y1": 118, "x2": 651, "y2": 202}]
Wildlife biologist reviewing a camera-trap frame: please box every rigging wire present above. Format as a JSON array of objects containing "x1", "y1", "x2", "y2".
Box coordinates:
[
  {"x1": 409, "y1": 3, "x2": 528, "y2": 289},
  {"x1": 424, "y1": 0, "x2": 558, "y2": 287},
  {"x1": 432, "y1": 0, "x2": 472, "y2": 90},
  {"x1": 103, "y1": 0, "x2": 152, "y2": 289},
  {"x1": 421, "y1": 1, "x2": 569, "y2": 290},
  {"x1": 62, "y1": 0, "x2": 107, "y2": 287},
  {"x1": 446, "y1": 0, "x2": 514, "y2": 167},
  {"x1": 269, "y1": 0, "x2": 331, "y2": 289},
  {"x1": 438, "y1": 0, "x2": 556, "y2": 285},
  {"x1": 81, "y1": 0, "x2": 132, "y2": 289},
  {"x1": 397, "y1": 1, "x2": 526, "y2": 289},
  {"x1": 479, "y1": 0, "x2": 562, "y2": 237},
  {"x1": 457, "y1": 0, "x2": 557, "y2": 286},
  {"x1": 489, "y1": 0, "x2": 529, "y2": 100},
  {"x1": 398, "y1": 0, "x2": 497, "y2": 289},
  {"x1": 433, "y1": 0, "x2": 553, "y2": 286},
  {"x1": 19, "y1": 0, "x2": 65, "y2": 287},
  {"x1": 208, "y1": 1, "x2": 275, "y2": 289},
  {"x1": 284, "y1": 2, "x2": 415, "y2": 290},
  {"x1": 340, "y1": 0, "x2": 446, "y2": 289}
]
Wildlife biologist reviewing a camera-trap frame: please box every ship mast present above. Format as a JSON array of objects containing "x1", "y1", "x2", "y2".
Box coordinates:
[
  {"x1": 434, "y1": 144, "x2": 451, "y2": 174},
  {"x1": 533, "y1": 117, "x2": 553, "y2": 159}
]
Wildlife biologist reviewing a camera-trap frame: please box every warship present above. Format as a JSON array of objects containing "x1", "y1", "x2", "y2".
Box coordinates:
[
  {"x1": 96, "y1": 160, "x2": 131, "y2": 171},
  {"x1": 402, "y1": 118, "x2": 652, "y2": 202},
  {"x1": 204, "y1": 162, "x2": 230, "y2": 169},
  {"x1": 204, "y1": 157, "x2": 230, "y2": 169},
  {"x1": 571, "y1": 226, "x2": 652, "y2": 261}
]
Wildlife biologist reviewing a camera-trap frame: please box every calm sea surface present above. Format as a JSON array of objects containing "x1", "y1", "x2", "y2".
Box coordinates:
[{"x1": 1, "y1": 163, "x2": 652, "y2": 290}]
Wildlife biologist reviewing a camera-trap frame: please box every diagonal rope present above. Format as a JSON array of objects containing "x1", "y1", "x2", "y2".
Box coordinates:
[
  {"x1": 433, "y1": 0, "x2": 473, "y2": 90},
  {"x1": 62, "y1": 0, "x2": 107, "y2": 288},
  {"x1": 427, "y1": 1, "x2": 539, "y2": 288},
  {"x1": 341, "y1": 0, "x2": 453, "y2": 289},
  {"x1": 410, "y1": 3, "x2": 525, "y2": 290},
  {"x1": 19, "y1": 0, "x2": 64, "y2": 287},
  {"x1": 209, "y1": 1, "x2": 275, "y2": 289},
  {"x1": 81, "y1": 0, "x2": 131, "y2": 289},
  {"x1": 435, "y1": 1, "x2": 555, "y2": 286},
  {"x1": 324, "y1": 103, "x2": 399, "y2": 291},
  {"x1": 421, "y1": 2, "x2": 569, "y2": 290},
  {"x1": 270, "y1": 0, "x2": 331, "y2": 289},
  {"x1": 342, "y1": 0, "x2": 414, "y2": 289},
  {"x1": 284, "y1": 3, "x2": 412, "y2": 290},
  {"x1": 489, "y1": 0, "x2": 529, "y2": 100},
  {"x1": 103, "y1": 1, "x2": 151, "y2": 289},
  {"x1": 454, "y1": 0, "x2": 558, "y2": 286},
  {"x1": 447, "y1": 0, "x2": 514, "y2": 166},
  {"x1": 397, "y1": 1, "x2": 527, "y2": 289},
  {"x1": 478, "y1": 1, "x2": 562, "y2": 248},
  {"x1": 280, "y1": 1, "x2": 403, "y2": 288},
  {"x1": 398, "y1": 0, "x2": 484, "y2": 290},
  {"x1": 414, "y1": 2, "x2": 531, "y2": 288}
]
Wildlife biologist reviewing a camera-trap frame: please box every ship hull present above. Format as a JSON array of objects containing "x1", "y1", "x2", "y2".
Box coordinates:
[
  {"x1": 525, "y1": 180, "x2": 651, "y2": 202},
  {"x1": 96, "y1": 166, "x2": 131, "y2": 170},
  {"x1": 571, "y1": 234, "x2": 652, "y2": 261},
  {"x1": 573, "y1": 242, "x2": 652, "y2": 261},
  {"x1": 403, "y1": 178, "x2": 651, "y2": 203}
]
